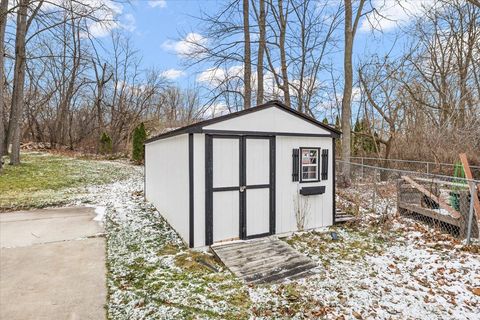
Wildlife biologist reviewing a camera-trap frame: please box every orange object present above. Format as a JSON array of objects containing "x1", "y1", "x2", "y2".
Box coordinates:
[{"x1": 459, "y1": 153, "x2": 480, "y2": 222}]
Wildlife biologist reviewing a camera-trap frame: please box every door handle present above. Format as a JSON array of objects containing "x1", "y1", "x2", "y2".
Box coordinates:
[{"x1": 239, "y1": 186, "x2": 246, "y2": 192}]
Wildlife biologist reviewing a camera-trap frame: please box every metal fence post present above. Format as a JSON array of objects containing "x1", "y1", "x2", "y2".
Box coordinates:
[
  {"x1": 372, "y1": 168, "x2": 377, "y2": 215},
  {"x1": 466, "y1": 183, "x2": 475, "y2": 245},
  {"x1": 361, "y1": 157, "x2": 364, "y2": 179},
  {"x1": 426, "y1": 162, "x2": 430, "y2": 175}
]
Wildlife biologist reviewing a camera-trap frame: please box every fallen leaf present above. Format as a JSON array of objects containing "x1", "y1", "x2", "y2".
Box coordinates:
[{"x1": 470, "y1": 287, "x2": 480, "y2": 296}]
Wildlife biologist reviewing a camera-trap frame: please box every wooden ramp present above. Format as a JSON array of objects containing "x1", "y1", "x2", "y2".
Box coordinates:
[
  {"x1": 335, "y1": 209, "x2": 356, "y2": 223},
  {"x1": 211, "y1": 238, "x2": 317, "y2": 284}
]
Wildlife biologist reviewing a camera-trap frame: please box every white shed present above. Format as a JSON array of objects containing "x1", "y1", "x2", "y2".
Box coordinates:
[{"x1": 144, "y1": 100, "x2": 341, "y2": 248}]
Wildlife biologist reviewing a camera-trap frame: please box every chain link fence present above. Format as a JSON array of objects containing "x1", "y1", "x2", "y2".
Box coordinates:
[
  {"x1": 349, "y1": 156, "x2": 480, "y2": 177},
  {"x1": 336, "y1": 160, "x2": 480, "y2": 244}
]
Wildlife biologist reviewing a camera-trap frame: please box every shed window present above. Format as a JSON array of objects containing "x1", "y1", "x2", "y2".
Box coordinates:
[{"x1": 300, "y1": 148, "x2": 320, "y2": 182}]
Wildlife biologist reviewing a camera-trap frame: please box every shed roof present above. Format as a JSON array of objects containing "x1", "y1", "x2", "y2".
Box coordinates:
[{"x1": 145, "y1": 100, "x2": 341, "y2": 144}]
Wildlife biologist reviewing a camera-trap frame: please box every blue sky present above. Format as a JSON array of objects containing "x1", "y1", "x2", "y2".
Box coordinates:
[{"x1": 102, "y1": 0, "x2": 431, "y2": 93}]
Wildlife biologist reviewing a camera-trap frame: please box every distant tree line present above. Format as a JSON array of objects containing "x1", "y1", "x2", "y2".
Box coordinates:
[
  {"x1": 185, "y1": 0, "x2": 480, "y2": 177},
  {"x1": 1, "y1": 0, "x2": 479, "y2": 174},
  {"x1": 0, "y1": 0, "x2": 206, "y2": 170}
]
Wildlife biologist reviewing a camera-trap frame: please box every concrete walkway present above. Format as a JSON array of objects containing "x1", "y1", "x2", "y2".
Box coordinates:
[{"x1": 0, "y1": 207, "x2": 106, "y2": 320}]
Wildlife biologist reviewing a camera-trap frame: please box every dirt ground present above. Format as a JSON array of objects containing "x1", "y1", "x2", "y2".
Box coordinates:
[{"x1": 0, "y1": 207, "x2": 106, "y2": 320}]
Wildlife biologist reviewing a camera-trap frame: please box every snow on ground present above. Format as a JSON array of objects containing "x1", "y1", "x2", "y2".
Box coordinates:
[
  {"x1": 75, "y1": 164, "x2": 250, "y2": 319},
  {"x1": 250, "y1": 223, "x2": 480, "y2": 319},
  {"x1": 74, "y1": 161, "x2": 479, "y2": 319}
]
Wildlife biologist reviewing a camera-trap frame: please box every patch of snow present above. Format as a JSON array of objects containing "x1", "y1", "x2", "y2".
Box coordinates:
[{"x1": 93, "y1": 206, "x2": 106, "y2": 222}]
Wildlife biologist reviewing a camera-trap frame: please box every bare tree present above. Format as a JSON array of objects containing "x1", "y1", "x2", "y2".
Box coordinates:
[
  {"x1": 359, "y1": 56, "x2": 406, "y2": 168},
  {"x1": 243, "y1": 0, "x2": 252, "y2": 108},
  {"x1": 255, "y1": 0, "x2": 266, "y2": 105},
  {"x1": 340, "y1": 0, "x2": 366, "y2": 186},
  {"x1": 467, "y1": 0, "x2": 480, "y2": 8},
  {"x1": 7, "y1": 0, "x2": 30, "y2": 165},
  {"x1": 0, "y1": 0, "x2": 8, "y2": 171}
]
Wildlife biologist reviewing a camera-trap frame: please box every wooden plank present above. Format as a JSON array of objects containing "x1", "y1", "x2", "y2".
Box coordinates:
[
  {"x1": 213, "y1": 238, "x2": 283, "y2": 255},
  {"x1": 399, "y1": 202, "x2": 461, "y2": 227},
  {"x1": 250, "y1": 261, "x2": 317, "y2": 284},
  {"x1": 212, "y1": 238, "x2": 271, "y2": 253},
  {"x1": 459, "y1": 153, "x2": 480, "y2": 223},
  {"x1": 401, "y1": 176, "x2": 461, "y2": 219},
  {"x1": 412, "y1": 176, "x2": 470, "y2": 188},
  {"x1": 226, "y1": 247, "x2": 293, "y2": 268},
  {"x1": 237, "y1": 255, "x2": 311, "y2": 278},
  {"x1": 225, "y1": 243, "x2": 296, "y2": 268},
  {"x1": 211, "y1": 238, "x2": 316, "y2": 284}
]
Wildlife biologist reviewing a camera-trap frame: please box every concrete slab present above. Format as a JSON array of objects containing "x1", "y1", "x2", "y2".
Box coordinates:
[
  {"x1": 0, "y1": 207, "x2": 106, "y2": 320},
  {"x1": 0, "y1": 206, "x2": 103, "y2": 248}
]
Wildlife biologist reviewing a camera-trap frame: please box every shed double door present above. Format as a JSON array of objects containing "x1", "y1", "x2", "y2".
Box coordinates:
[{"x1": 206, "y1": 135, "x2": 275, "y2": 245}]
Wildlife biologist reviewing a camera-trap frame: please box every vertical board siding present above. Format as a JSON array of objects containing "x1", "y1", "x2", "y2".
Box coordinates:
[
  {"x1": 276, "y1": 136, "x2": 333, "y2": 234},
  {"x1": 145, "y1": 134, "x2": 190, "y2": 244},
  {"x1": 203, "y1": 106, "x2": 331, "y2": 135},
  {"x1": 245, "y1": 138, "x2": 271, "y2": 237}
]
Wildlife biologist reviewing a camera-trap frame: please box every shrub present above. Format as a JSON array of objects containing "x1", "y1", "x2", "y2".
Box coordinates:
[
  {"x1": 99, "y1": 132, "x2": 113, "y2": 155},
  {"x1": 132, "y1": 123, "x2": 147, "y2": 163}
]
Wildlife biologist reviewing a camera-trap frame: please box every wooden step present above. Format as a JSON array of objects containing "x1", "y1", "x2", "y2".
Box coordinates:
[{"x1": 211, "y1": 237, "x2": 317, "y2": 284}]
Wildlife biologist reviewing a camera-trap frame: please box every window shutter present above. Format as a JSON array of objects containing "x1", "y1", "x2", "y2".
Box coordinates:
[
  {"x1": 321, "y1": 149, "x2": 329, "y2": 180},
  {"x1": 292, "y1": 148, "x2": 299, "y2": 181}
]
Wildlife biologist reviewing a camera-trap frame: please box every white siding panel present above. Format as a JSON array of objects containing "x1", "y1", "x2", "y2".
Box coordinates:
[
  {"x1": 275, "y1": 136, "x2": 334, "y2": 234},
  {"x1": 145, "y1": 134, "x2": 190, "y2": 244},
  {"x1": 213, "y1": 191, "x2": 239, "y2": 242},
  {"x1": 246, "y1": 138, "x2": 270, "y2": 185},
  {"x1": 246, "y1": 188, "x2": 270, "y2": 236},
  {"x1": 204, "y1": 106, "x2": 330, "y2": 135},
  {"x1": 213, "y1": 138, "x2": 239, "y2": 188},
  {"x1": 193, "y1": 134, "x2": 205, "y2": 247}
]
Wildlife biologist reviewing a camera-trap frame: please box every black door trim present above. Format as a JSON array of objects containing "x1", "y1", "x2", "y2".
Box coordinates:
[
  {"x1": 239, "y1": 136, "x2": 247, "y2": 239},
  {"x1": 205, "y1": 134, "x2": 213, "y2": 245},
  {"x1": 188, "y1": 133, "x2": 194, "y2": 248},
  {"x1": 205, "y1": 134, "x2": 276, "y2": 245},
  {"x1": 270, "y1": 136, "x2": 276, "y2": 235}
]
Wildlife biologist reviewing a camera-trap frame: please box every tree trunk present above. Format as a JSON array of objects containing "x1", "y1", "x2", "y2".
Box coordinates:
[
  {"x1": 7, "y1": 0, "x2": 28, "y2": 165},
  {"x1": 340, "y1": 0, "x2": 353, "y2": 186},
  {"x1": 278, "y1": 0, "x2": 290, "y2": 107},
  {"x1": 0, "y1": 0, "x2": 8, "y2": 171},
  {"x1": 340, "y1": 0, "x2": 364, "y2": 186},
  {"x1": 256, "y1": 0, "x2": 265, "y2": 105},
  {"x1": 243, "y1": 0, "x2": 252, "y2": 109}
]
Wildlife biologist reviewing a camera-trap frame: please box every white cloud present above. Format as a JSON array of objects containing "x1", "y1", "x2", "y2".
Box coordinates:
[
  {"x1": 197, "y1": 65, "x2": 243, "y2": 87},
  {"x1": 120, "y1": 13, "x2": 136, "y2": 32},
  {"x1": 162, "y1": 33, "x2": 207, "y2": 57},
  {"x1": 360, "y1": 0, "x2": 436, "y2": 32},
  {"x1": 203, "y1": 102, "x2": 229, "y2": 118},
  {"x1": 161, "y1": 69, "x2": 186, "y2": 80},
  {"x1": 38, "y1": 0, "x2": 137, "y2": 38},
  {"x1": 148, "y1": 0, "x2": 167, "y2": 8}
]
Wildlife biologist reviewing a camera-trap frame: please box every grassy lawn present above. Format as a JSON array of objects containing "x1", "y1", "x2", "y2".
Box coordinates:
[{"x1": 0, "y1": 152, "x2": 134, "y2": 211}]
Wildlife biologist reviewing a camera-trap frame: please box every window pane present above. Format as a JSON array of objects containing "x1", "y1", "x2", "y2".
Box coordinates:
[
  {"x1": 301, "y1": 149, "x2": 317, "y2": 165},
  {"x1": 302, "y1": 172, "x2": 317, "y2": 180},
  {"x1": 300, "y1": 148, "x2": 319, "y2": 180},
  {"x1": 301, "y1": 150, "x2": 310, "y2": 164},
  {"x1": 302, "y1": 166, "x2": 316, "y2": 173}
]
